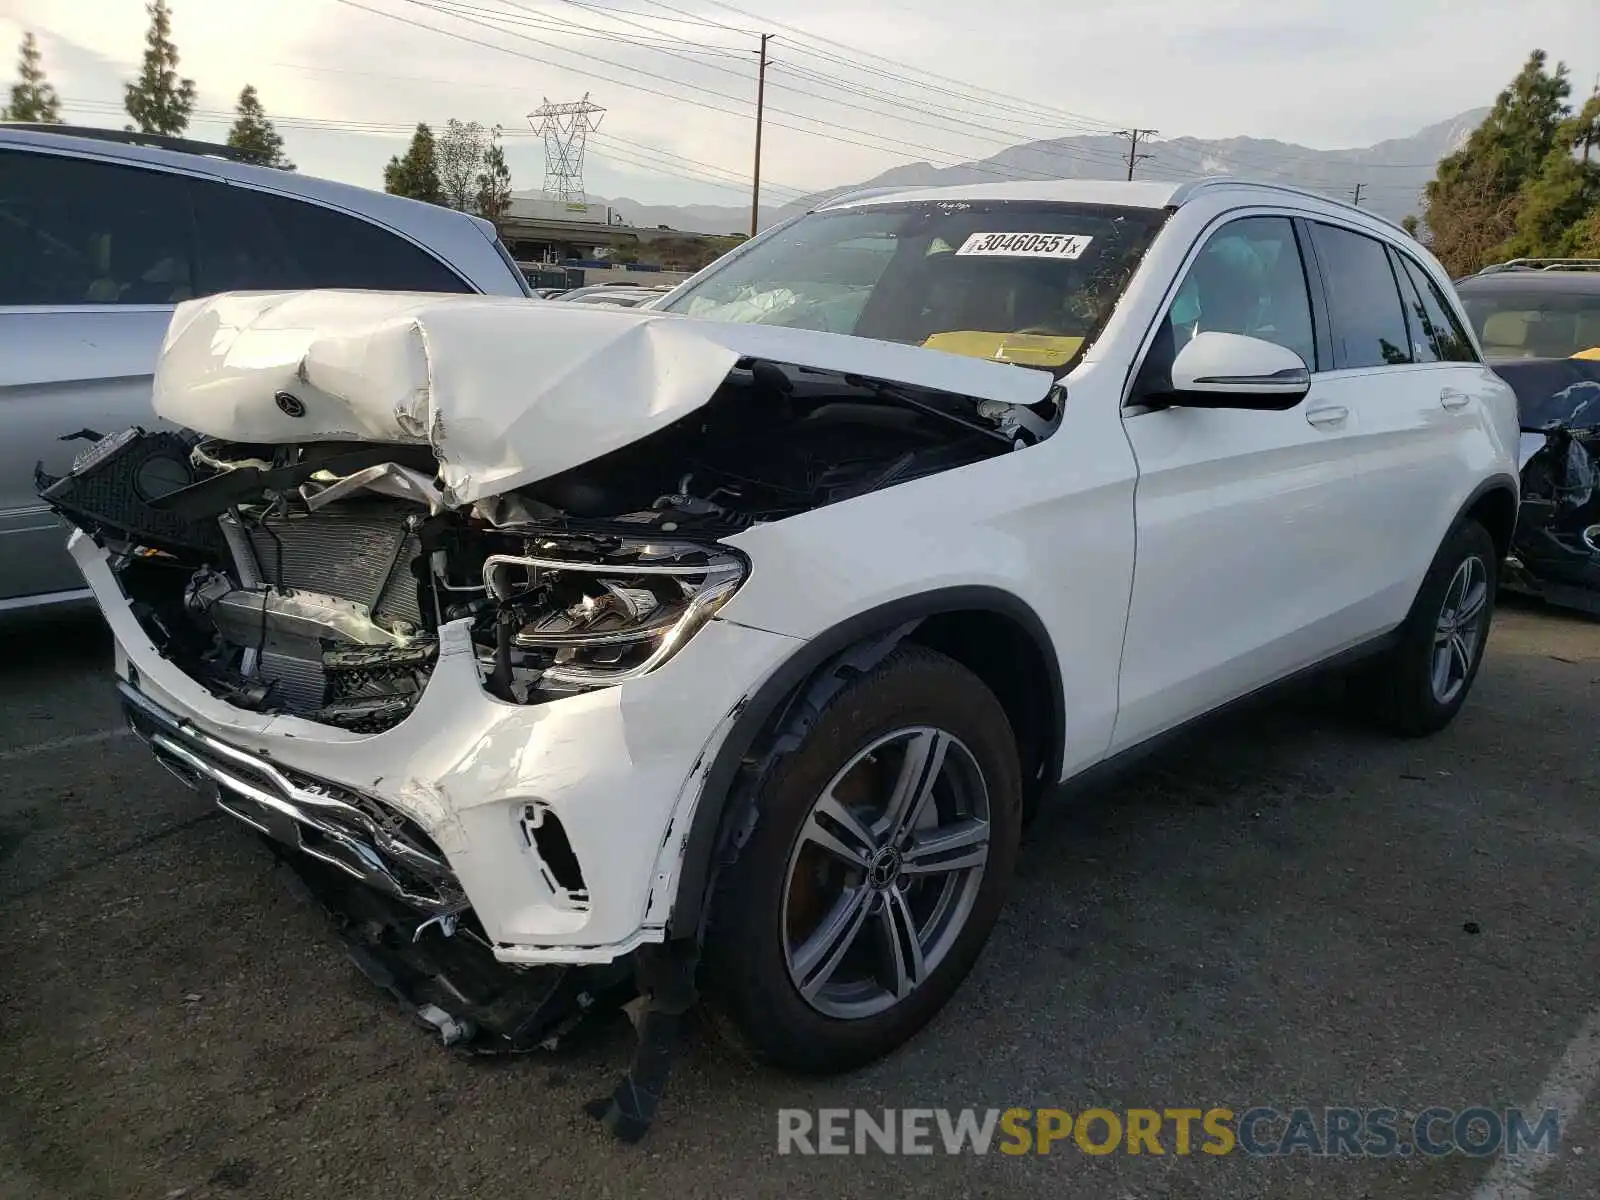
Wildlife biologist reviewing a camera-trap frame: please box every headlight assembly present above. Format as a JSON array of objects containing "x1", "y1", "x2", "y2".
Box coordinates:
[{"x1": 478, "y1": 539, "x2": 746, "y2": 698}]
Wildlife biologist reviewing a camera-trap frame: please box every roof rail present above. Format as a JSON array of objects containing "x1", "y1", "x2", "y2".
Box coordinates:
[
  {"x1": 0, "y1": 122, "x2": 251, "y2": 163},
  {"x1": 1474, "y1": 257, "x2": 1600, "y2": 275},
  {"x1": 1168, "y1": 175, "x2": 1408, "y2": 231}
]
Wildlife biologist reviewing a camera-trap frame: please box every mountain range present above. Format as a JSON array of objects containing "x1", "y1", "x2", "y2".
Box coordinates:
[{"x1": 600, "y1": 107, "x2": 1488, "y2": 235}]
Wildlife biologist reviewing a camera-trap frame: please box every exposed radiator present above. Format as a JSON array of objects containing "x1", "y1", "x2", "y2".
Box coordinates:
[
  {"x1": 215, "y1": 504, "x2": 429, "y2": 724},
  {"x1": 239, "y1": 508, "x2": 423, "y2": 630}
]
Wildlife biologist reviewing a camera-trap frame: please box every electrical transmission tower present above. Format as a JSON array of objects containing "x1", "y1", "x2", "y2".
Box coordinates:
[{"x1": 528, "y1": 94, "x2": 605, "y2": 202}]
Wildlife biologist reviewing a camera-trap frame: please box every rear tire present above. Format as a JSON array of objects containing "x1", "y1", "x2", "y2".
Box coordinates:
[
  {"x1": 703, "y1": 645, "x2": 1022, "y2": 1074},
  {"x1": 1360, "y1": 518, "x2": 1497, "y2": 737}
]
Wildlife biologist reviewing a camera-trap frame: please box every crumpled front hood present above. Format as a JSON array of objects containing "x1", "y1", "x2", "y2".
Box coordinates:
[{"x1": 153, "y1": 290, "x2": 1055, "y2": 505}]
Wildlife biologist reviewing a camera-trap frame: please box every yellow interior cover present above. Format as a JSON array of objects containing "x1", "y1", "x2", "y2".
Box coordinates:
[
  {"x1": 1573, "y1": 346, "x2": 1600, "y2": 361},
  {"x1": 922, "y1": 330, "x2": 1084, "y2": 368}
]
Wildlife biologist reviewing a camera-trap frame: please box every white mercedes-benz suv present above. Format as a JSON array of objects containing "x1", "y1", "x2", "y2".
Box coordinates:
[{"x1": 41, "y1": 177, "x2": 1518, "y2": 1137}]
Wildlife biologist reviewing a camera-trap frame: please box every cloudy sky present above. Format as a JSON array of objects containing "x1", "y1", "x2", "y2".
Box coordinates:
[{"x1": 3, "y1": 0, "x2": 1598, "y2": 210}]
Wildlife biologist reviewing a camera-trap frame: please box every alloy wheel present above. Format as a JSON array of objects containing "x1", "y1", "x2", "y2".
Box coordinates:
[
  {"x1": 780, "y1": 726, "x2": 991, "y2": 1020},
  {"x1": 1431, "y1": 554, "x2": 1489, "y2": 705}
]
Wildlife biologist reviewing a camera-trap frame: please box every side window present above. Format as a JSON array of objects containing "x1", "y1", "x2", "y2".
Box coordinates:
[
  {"x1": 1163, "y1": 216, "x2": 1317, "y2": 369},
  {"x1": 1390, "y1": 251, "x2": 1441, "y2": 364},
  {"x1": 1307, "y1": 222, "x2": 1411, "y2": 369},
  {"x1": 191, "y1": 181, "x2": 474, "y2": 295},
  {"x1": 0, "y1": 149, "x2": 195, "y2": 307},
  {"x1": 1395, "y1": 253, "x2": 1478, "y2": 363}
]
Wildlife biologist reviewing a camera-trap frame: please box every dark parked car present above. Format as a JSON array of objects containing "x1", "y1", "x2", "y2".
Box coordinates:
[{"x1": 1455, "y1": 259, "x2": 1600, "y2": 614}]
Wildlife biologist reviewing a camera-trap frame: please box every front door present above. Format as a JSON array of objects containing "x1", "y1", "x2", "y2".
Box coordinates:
[{"x1": 1113, "y1": 213, "x2": 1370, "y2": 749}]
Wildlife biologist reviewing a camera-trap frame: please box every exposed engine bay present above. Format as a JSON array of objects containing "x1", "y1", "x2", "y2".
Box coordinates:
[{"x1": 39, "y1": 359, "x2": 1039, "y2": 732}]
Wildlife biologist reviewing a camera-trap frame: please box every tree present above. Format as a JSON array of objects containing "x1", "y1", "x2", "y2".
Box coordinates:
[
  {"x1": 1400, "y1": 214, "x2": 1420, "y2": 237},
  {"x1": 436, "y1": 118, "x2": 487, "y2": 212},
  {"x1": 473, "y1": 126, "x2": 513, "y2": 225},
  {"x1": 123, "y1": 0, "x2": 197, "y2": 135},
  {"x1": 4, "y1": 32, "x2": 62, "y2": 123},
  {"x1": 225, "y1": 85, "x2": 294, "y2": 169},
  {"x1": 1422, "y1": 50, "x2": 1572, "y2": 276},
  {"x1": 384, "y1": 123, "x2": 443, "y2": 204},
  {"x1": 1502, "y1": 93, "x2": 1600, "y2": 259}
]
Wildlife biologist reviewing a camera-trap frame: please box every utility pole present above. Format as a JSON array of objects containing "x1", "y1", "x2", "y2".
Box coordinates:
[
  {"x1": 1350, "y1": 182, "x2": 1365, "y2": 206},
  {"x1": 750, "y1": 33, "x2": 771, "y2": 238},
  {"x1": 1117, "y1": 128, "x2": 1157, "y2": 180}
]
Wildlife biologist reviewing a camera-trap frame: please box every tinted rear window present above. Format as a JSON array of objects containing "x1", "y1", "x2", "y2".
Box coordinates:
[
  {"x1": 192, "y1": 181, "x2": 474, "y2": 294},
  {"x1": 0, "y1": 149, "x2": 196, "y2": 306}
]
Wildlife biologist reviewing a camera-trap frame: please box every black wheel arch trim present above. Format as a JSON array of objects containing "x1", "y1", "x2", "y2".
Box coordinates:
[
  {"x1": 1456, "y1": 472, "x2": 1520, "y2": 553},
  {"x1": 667, "y1": 585, "x2": 1064, "y2": 942}
]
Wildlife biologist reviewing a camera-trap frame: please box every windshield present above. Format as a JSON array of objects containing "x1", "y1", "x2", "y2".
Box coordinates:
[
  {"x1": 1461, "y1": 286, "x2": 1600, "y2": 360},
  {"x1": 657, "y1": 200, "x2": 1169, "y2": 371}
]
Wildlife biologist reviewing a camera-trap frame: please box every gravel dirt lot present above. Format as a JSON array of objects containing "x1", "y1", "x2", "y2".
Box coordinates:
[{"x1": 2, "y1": 599, "x2": 1597, "y2": 1200}]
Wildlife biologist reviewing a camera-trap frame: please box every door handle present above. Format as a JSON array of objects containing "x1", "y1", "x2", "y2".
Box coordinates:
[
  {"x1": 1305, "y1": 404, "x2": 1348, "y2": 428},
  {"x1": 1440, "y1": 388, "x2": 1472, "y2": 410}
]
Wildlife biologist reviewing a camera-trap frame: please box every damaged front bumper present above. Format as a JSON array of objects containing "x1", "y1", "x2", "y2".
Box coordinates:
[{"x1": 79, "y1": 530, "x2": 802, "y2": 967}]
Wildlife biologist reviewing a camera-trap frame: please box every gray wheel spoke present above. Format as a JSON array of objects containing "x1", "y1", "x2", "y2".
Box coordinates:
[
  {"x1": 803, "y1": 794, "x2": 877, "y2": 868},
  {"x1": 902, "y1": 818, "x2": 989, "y2": 877},
  {"x1": 1431, "y1": 645, "x2": 1453, "y2": 697},
  {"x1": 877, "y1": 729, "x2": 949, "y2": 846},
  {"x1": 876, "y1": 887, "x2": 926, "y2": 1000},
  {"x1": 1430, "y1": 556, "x2": 1487, "y2": 704},
  {"x1": 792, "y1": 885, "x2": 874, "y2": 998}
]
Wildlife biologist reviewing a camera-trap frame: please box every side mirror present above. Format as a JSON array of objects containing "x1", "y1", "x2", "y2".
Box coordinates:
[{"x1": 1165, "y1": 331, "x2": 1311, "y2": 410}]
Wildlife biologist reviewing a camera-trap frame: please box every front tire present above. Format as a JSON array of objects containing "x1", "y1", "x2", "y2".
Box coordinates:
[
  {"x1": 703, "y1": 645, "x2": 1022, "y2": 1073},
  {"x1": 1362, "y1": 518, "x2": 1497, "y2": 737}
]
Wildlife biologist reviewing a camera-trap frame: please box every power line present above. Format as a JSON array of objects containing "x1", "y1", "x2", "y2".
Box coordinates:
[
  {"x1": 502, "y1": 0, "x2": 1125, "y2": 165},
  {"x1": 413, "y1": 0, "x2": 1125, "y2": 172},
  {"x1": 766, "y1": 62, "x2": 1132, "y2": 170},
  {"x1": 259, "y1": 60, "x2": 814, "y2": 197},
  {"x1": 343, "y1": 0, "x2": 1134, "y2": 189},
  {"x1": 56, "y1": 96, "x2": 815, "y2": 201},
  {"x1": 574, "y1": 0, "x2": 758, "y2": 36},
  {"x1": 686, "y1": 0, "x2": 1131, "y2": 134},
  {"x1": 640, "y1": 1, "x2": 1449, "y2": 176},
  {"x1": 421, "y1": 0, "x2": 754, "y2": 67}
]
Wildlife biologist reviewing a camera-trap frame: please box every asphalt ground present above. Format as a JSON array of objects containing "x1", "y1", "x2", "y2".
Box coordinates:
[{"x1": 2, "y1": 598, "x2": 1598, "y2": 1200}]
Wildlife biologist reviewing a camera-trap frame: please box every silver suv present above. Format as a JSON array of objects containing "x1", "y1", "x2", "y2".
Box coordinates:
[{"x1": 0, "y1": 124, "x2": 531, "y2": 613}]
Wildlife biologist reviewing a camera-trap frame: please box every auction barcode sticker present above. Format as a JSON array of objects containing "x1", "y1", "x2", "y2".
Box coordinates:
[{"x1": 955, "y1": 232, "x2": 1094, "y2": 259}]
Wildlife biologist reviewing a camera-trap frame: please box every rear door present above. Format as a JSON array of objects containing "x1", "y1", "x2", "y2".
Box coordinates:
[
  {"x1": 1115, "y1": 213, "x2": 1371, "y2": 747},
  {"x1": 0, "y1": 148, "x2": 196, "y2": 603},
  {"x1": 1299, "y1": 221, "x2": 1495, "y2": 630}
]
